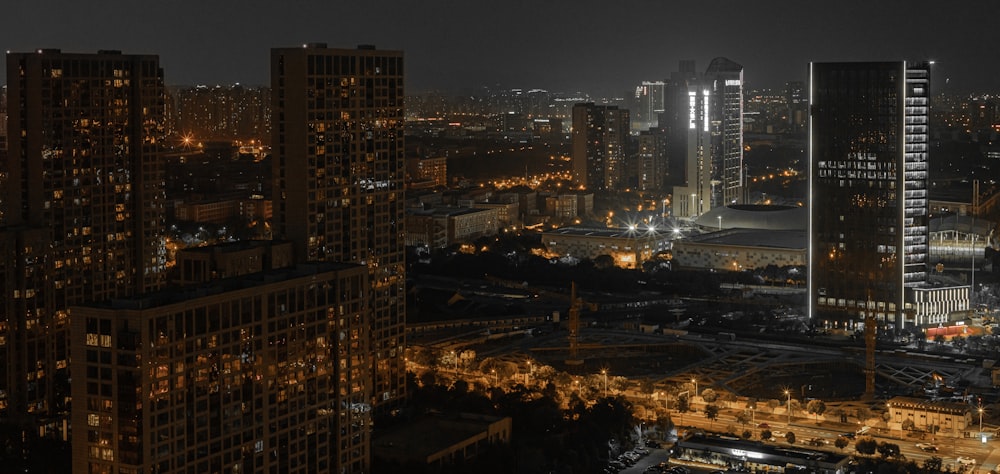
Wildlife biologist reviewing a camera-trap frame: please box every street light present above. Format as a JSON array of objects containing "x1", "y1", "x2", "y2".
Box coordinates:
[
  {"x1": 784, "y1": 389, "x2": 791, "y2": 425},
  {"x1": 887, "y1": 402, "x2": 894, "y2": 438},
  {"x1": 979, "y1": 404, "x2": 984, "y2": 436},
  {"x1": 692, "y1": 378, "x2": 698, "y2": 399},
  {"x1": 491, "y1": 368, "x2": 497, "y2": 387},
  {"x1": 601, "y1": 369, "x2": 608, "y2": 398},
  {"x1": 526, "y1": 360, "x2": 533, "y2": 385},
  {"x1": 660, "y1": 391, "x2": 668, "y2": 412},
  {"x1": 718, "y1": 216, "x2": 722, "y2": 232}
]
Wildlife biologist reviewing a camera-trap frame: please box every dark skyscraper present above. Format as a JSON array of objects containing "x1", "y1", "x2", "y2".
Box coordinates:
[
  {"x1": 1, "y1": 50, "x2": 166, "y2": 431},
  {"x1": 705, "y1": 57, "x2": 744, "y2": 207},
  {"x1": 271, "y1": 44, "x2": 406, "y2": 413},
  {"x1": 571, "y1": 103, "x2": 629, "y2": 192},
  {"x1": 808, "y1": 61, "x2": 931, "y2": 330},
  {"x1": 666, "y1": 58, "x2": 744, "y2": 218}
]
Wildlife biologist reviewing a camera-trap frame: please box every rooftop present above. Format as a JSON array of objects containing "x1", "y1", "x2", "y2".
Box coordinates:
[{"x1": 682, "y1": 228, "x2": 806, "y2": 250}]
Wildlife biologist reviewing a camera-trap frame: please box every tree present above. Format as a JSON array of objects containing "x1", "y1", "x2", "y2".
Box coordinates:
[
  {"x1": 742, "y1": 430, "x2": 752, "y2": 440},
  {"x1": 760, "y1": 429, "x2": 772, "y2": 441},
  {"x1": 834, "y1": 436, "x2": 850, "y2": 451},
  {"x1": 676, "y1": 393, "x2": 690, "y2": 414},
  {"x1": 901, "y1": 419, "x2": 916, "y2": 432},
  {"x1": 704, "y1": 405, "x2": 720, "y2": 427},
  {"x1": 876, "y1": 441, "x2": 901, "y2": 459},
  {"x1": 856, "y1": 407, "x2": 873, "y2": 423},
  {"x1": 923, "y1": 456, "x2": 943, "y2": 472},
  {"x1": 701, "y1": 388, "x2": 719, "y2": 404},
  {"x1": 785, "y1": 432, "x2": 796, "y2": 444},
  {"x1": 788, "y1": 399, "x2": 802, "y2": 418},
  {"x1": 856, "y1": 437, "x2": 877, "y2": 456},
  {"x1": 735, "y1": 409, "x2": 753, "y2": 429},
  {"x1": 806, "y1": 399, "x2": 827, "y2": 423},
  {"x1": 934, "y1": 334, "x2": 946, "y2": 346},
  {"x1": 766, "y1": 399, "x2": 780, "y2": 413}
]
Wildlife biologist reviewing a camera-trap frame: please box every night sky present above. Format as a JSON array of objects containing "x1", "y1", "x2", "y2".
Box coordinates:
[{"x1": 3, "y1": 0, "x2": 999, "y2": 95}]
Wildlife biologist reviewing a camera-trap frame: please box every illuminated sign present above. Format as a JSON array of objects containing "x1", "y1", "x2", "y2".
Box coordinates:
[
  {"x1": 726, "y1": 79, "x2": 742, "y2": 86},
  {"x1": 688, "y1": 92, "x2": 697, "y2": 129},
  {"x1": 731, "y1": 449, "x2": 764, "y2": 459}
]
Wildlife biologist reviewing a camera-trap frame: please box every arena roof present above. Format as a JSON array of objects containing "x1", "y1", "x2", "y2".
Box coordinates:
[{"x1": 694, "y1": 204, "x2": 806, "y2": 231}]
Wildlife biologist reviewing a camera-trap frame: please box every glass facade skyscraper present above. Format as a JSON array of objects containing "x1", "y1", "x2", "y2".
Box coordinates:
[{"x1": 808, "y1": 61, "x2": 930, "y2": 330}]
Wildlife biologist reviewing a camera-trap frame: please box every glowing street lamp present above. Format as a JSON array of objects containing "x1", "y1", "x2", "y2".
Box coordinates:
[
  {"x1": 784, "y1": 389, "x2": 791, "y2": 425},
  {"x1": 718, "y1": 215, "x2": 722, "y2": 231},
  {"x1": 601, "y1": 369, "x2": 608, "y2": 398},
  {"x1": 692, "y1": 378, "x2": 698, "y2": 398}
]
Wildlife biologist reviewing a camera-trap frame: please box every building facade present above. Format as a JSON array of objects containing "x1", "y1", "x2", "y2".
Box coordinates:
[
  {"x1": 808, "y1": 61, "x2": 931, "y2": 330},
  {"x1": 542, "y1": 226, "x2": 672, "y2": 269},
  {"x1": 705, "y1": 57, "x2": 745, "y2": 207},
  {"x1": 271, "y1": 44, "x2": 406, "y2": 412},
  {"x1": 571, "y1": 103, "x2": 629, "y2": 192},
  {"x1": 2, "y1": 50, "x2": 167, "y2": 432},
  {"x1": 70, "y1": 263, "x2": 372, "y2": 474},
  {"x1": 886, "y1": 396, "x2": 972, "y2": 436},
  {"x1": 668, "y1": 58, "x2": 744, "y2": 218},
  {"x1": 672, "y1": 229, "x2": 806, "y2": 272}
]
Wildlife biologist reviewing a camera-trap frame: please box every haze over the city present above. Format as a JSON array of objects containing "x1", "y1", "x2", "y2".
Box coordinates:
[{"x1": 3, "y1": 0, "x2": 1000, "y2": 94}]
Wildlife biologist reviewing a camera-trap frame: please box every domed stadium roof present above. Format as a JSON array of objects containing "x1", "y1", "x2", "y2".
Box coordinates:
[{"x1": 694, "y1": 205, "x2": 806, "y2": 231}]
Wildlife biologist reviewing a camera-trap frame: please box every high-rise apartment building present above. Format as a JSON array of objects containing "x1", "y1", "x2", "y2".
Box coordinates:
[
  {"x1": 571, "y1": 103, "x2": 630, "y2": 192},
  {"x1": 667, "y1": 58, "x2": 744, "y2": 218},
  {"x1": 70, "y1": 262, "x2": 372, "y2": 474},
  {"x1": 168, "y1": 84, "x2": 271, "y2": 143},
  {"x1": 632, "y1": 81, "x2": 665, "y2": 132},
  {"x1": 1, "y1": 50, "x2": 167, "y2": 431},
  {"x1": 271, "y1": 44, "x2": 406, "y2": 412},
  {"x1": 635, "y1": 128, "x2": 669, "y2": 192},
  {"x1": 808, "y1": 61, "x2": 931, "y2": 329}
]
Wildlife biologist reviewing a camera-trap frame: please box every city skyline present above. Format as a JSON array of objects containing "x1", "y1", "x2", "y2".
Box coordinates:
[{"x1": 3, "y1": 1, "x2": 1000, "y2": 95}]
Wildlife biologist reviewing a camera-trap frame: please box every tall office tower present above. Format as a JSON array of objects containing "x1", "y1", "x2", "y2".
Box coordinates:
[
  {"x1": 271, "y1": 44, "x2": 406, "y2": 413},
  {"x1": 2, "y1": 50, "x2": 166, "y2": 431},
  {"x1": 665, "y1": 59, "x2": 743, "y2": 218},
  {"x1": 571, "y1": 103, "x2": 630, "y2": 192},
  {"x1": 785, "y1": 81, "x2": 808, "y2": 132},
  {"x1": 70, "y1": 262, "x2": 371, "y2": 474},
  {"x1": 808, "y1": 61, "x2": 930, "y2": 330},
  {"x1": 635, "y1": 128, "x2": 669, "y2": 192},
  {"x1": 666, "y1": 81, "x2": 712, "y2": 218},
  {"x1": 632, "y1": 81, "x2": 665, "y2": 131},
  {"x1": 705, "y1": 58, "x2": 744, "y2": 207}
]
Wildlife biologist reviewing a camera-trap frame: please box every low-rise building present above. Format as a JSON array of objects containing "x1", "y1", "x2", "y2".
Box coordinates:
[
  {"x1": 672, "y1": 229, "x2": 806, "y2": 271},
  {"x1": 886, "y1": 396, "x2": 973, "y2": 436},
  {"x1": 543, "y1": 225, "x2": 671, "y2": 269},
  {"x1": 406, "y1": 207, "x2": 501, "y2": 248}
]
